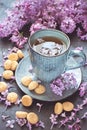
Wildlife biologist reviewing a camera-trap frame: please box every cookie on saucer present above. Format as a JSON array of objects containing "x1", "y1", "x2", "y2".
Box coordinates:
[
  {"x1": 28, "y1": 81, "x2": 38, "y2": 90},
  {"x1": 21, "y1": 76, "x2": 32, "y2": 87},
  {"x1": 34, "y1": 84, "x2": 46, "y2": 94}
]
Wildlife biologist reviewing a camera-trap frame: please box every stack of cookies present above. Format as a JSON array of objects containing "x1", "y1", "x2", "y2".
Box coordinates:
[{"x1": 3, "y1": 49, "x2": 24, "y2": 80}]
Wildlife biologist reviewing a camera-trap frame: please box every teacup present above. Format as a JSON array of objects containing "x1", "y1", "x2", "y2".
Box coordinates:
[{"x1": 28, "y1": 29, "x2": 86, "y2": 82}]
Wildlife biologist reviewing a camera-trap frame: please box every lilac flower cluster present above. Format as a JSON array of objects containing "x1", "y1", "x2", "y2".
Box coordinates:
[
  {"x1": 10, "y1": 29, "x2": 28, "y2": 48},
  {"x1": 16, "y1": 117, "x2": 45, "y2": 130},
  {"x1": 6, "y1": 120, "x2": 15, "y2": 128},
  {"x1": 0, "y1": 0, "x2": 87, "y2": 45},
  {"x1": 0, "y1": 85, "x2": 20, "y2": 109},
  {"x1": 49, "y1": 95, "x2": 87, "y2": 130},
  {"x1": 50, "y1": 72, "x2": 77, "y2": 96},
  {"x1": 0, "y1": 90, "x2": 8, "y2": 102},
  {"x1": 79, "y1": 82, "x2": 87, "y2": 97},
  {"x1": 49, "y1": 114, "x2": 58, "y2": 130},
  {"x1": 16, "y1": 117, "x2": 27, "y2": 127}
]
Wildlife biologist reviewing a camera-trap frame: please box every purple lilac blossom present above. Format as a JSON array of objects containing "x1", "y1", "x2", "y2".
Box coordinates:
[
  {"x1": 36, "y1": 120, "x2": 45, "y2": 128},
  {"x1": 6, "y1": 119, "x2": 15, "y2": 128},
  {"x1": 79, "y1": 82, "x2": 87, "y2": 97},
  {"x1": 49, "y1": 114, "x2": 58, "y2": 130},
  {"x1": 75, "y1": 46, "x2": 83, "y2": 51},
  {"x1": 60, "y1": 112, "x2": 66, "y2": 118},
  {"x1": 0, "y1": 89, "x2": 8, "y2": 102},
  {"x1": 0, "y1": 0, "x2": 87, "y2": 41},
  {"x1": 1, "y1": 115, "x2": 10, "y2": 121},
  {"x1": 59, "y1": 117, "x2": 69, "y2": 128},
  {"x1": 68, "y1": 112, "x2": 75, "y2": 121},
  {"x1": 15, "y1": 99, "x2": 21, "y2": 105},
  {"x1": 10, "y1": 29, "x2": 28, "y2": 48},
  {"x1": 60, "y1": 17, "x2": 76, "y2": 33},
  {"x1": 26, "y1": 122, "x2": 32, "y2": 130},
  {"x1": 5, "y1": 100, "x2": 11, "y2": 108},
  {"x1": 81, "y1": 112, "x2": 87, "y2": 119},
  {"x1": 30, "y1": 18, "x2": 48, "y2": 35},
  {"x1": 0, "y1": 96, "x2": 6, "y2": 102},
  {"x1": 70, "y1": 118, "x2": 81, "y2": 130},
  {"x1": 28, "y1": 65, "x2": 33, "y2": 73},
  {"x1": 16, "y1": 117, "x2": 27, "y2": 126},
  {"x1": 1, "y1": 89, "x2": 8, "y2": 97},
  {"x1": 77, "y1": 104, "x2": 83, "y2": 110},
  {"x1": 82, "y1": 98, "x2": 87, "y2": 106},
  {"x1": 50, "y1": 73, "x2": 77, "y2": 96},
  {"x1": 36, "y1": 103, "x2": 43, "y2": 112}
]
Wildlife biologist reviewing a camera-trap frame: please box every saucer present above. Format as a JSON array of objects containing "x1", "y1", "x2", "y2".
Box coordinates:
[{"x1": 15, "y1": 56, "x2": 82, "y2": 101}]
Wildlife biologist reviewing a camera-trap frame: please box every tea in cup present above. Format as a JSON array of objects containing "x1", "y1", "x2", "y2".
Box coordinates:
[{"x1": 28, "y1": 29, "x2": 86, "y2": 82}]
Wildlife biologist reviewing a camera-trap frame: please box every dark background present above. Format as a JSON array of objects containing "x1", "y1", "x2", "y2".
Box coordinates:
[{"x1": 0, "y1": 0, "x2": 87, "y2": 130}]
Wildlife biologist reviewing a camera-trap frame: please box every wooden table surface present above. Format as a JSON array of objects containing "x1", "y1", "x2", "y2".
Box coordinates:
[{"x1": 0, "y1": 1, "x2": 87, "y2": 130}]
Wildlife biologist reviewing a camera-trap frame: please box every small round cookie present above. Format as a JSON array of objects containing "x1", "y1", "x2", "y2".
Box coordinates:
[
  {"x1": 21, "y1": 76, "x2": 32, "y2": 87},
  {"x1": 7, "y1": 92, "x2": 18, "y2": 103},
  {"x1": 16, "y1": 111, "x2": 28, "y2": 118},
  {"x1": 28, "y1": 81, "x2": 38, "y2": 90},
  {"x1": 11, "y1": 61, "x2": 18, "y2": 71},
  {"x1": 0, "y1": 81, "x2": 8, "y2": 93},
  {"x1": 17, "y1": 50, "x2": 24, "y2": 59},
  {"x1": 21, "y1": 95, "x2": 33, "y2": 107},
  {"x1": 62, "y1": 101, "x2": 74, "y2": 112},
  {"x1": 8, "y1": 52, "x2": 18, "y2": 61},
  {"x1": 34, "y1": 84, "x2": 46, "y2": 94},
  {"x1": 2, "y1": 70, "x2": 13, "y2": 80},
  {"x1": 4, "y1": 59, "x2": 12, "y2": 70},
  {"x1": 54, "y1": 102, "x2": 63, "y2": 115},
  {"x1": 27, "y1": 112, "x2": 39, "y2": 124}
]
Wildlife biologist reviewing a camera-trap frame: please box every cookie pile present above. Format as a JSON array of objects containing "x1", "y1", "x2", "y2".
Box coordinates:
[
  {"x1": 3, "y1": 49, "x2": 24, "y2": 80},
  {"x1": 21, "y1": 76, "x2": 46, "y2": 95}
]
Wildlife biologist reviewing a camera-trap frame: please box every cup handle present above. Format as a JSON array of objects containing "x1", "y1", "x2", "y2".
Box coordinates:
[{"x1": 65, "y1": 49, "x2": 86, "y2": 71}]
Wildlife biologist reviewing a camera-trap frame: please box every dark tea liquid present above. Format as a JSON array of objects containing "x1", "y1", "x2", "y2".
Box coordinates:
[{"x1": 33, "y1": 36, "x2": 67, "y2": 56}]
